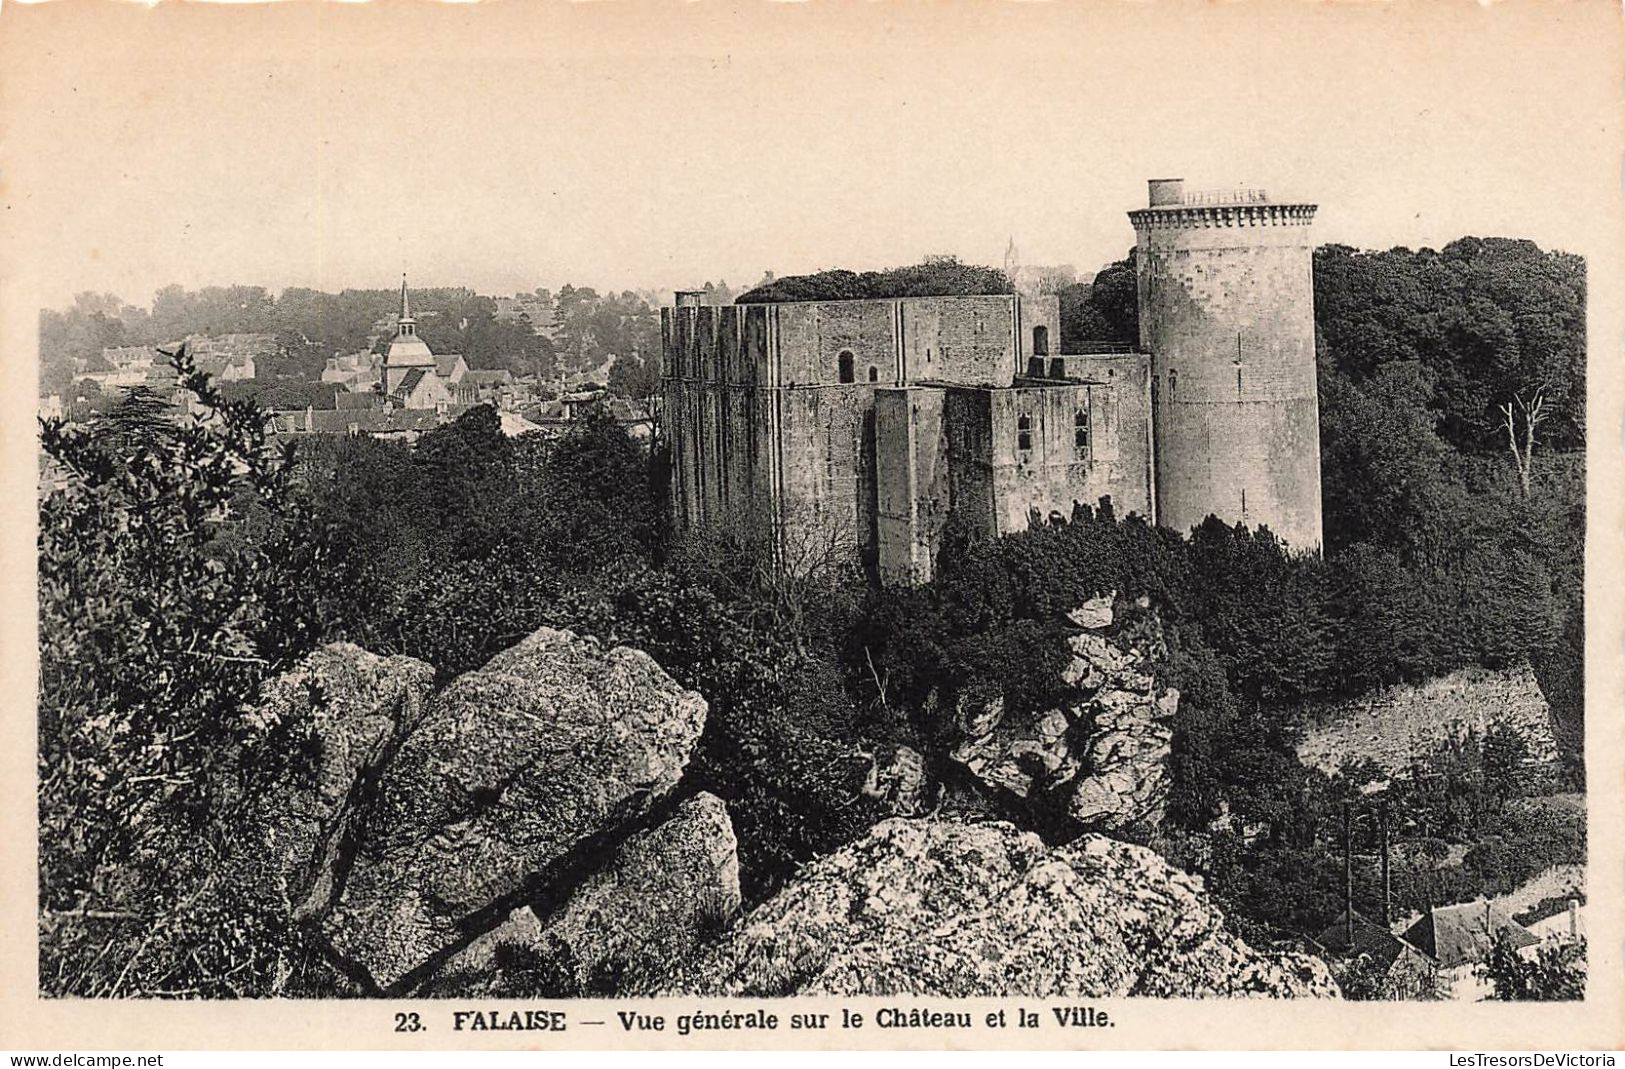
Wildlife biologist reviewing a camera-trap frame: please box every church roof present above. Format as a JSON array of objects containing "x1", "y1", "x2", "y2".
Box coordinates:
[
  {"x1": 386, "y1": 335, "x2": 436, "y2": 364},
  {"x1": 396, "y1": 367, "x2": 431, "y2": 396}
]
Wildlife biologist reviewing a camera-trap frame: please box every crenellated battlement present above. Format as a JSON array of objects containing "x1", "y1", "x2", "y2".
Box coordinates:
[{"x1": 1128, "y1": 202, "x2": 1317, "y2": 231}]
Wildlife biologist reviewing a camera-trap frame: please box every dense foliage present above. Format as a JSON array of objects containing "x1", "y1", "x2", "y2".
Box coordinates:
[
  {"x1": 736, "y1": 256, "x2": 1013, "y2": 303},
  {"x1": 1057, "y1": 253, "x2": 1139, "y2": 350},
  {"x1": 38, "y1": 350, "x2": 330, "y2": 996},
  {"x1": 1482, "y1": 938, "x2": 1586, "y2": 1001}
]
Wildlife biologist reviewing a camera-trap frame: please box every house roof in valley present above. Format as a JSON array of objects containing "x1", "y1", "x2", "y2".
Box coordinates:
[
  {"x1": 1401, "y1": 901, "x2": 1539, "y2": 968},
  {"x1": 1314, "y1": 909, "x2": 1433, "y2": 969},
  {"x1": 606, "y1": 398, "x2": 651, "y2": 422}
]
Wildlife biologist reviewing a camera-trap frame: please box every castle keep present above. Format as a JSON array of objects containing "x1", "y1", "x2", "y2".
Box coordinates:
[{"x1": 661, "y1": 178, "x2": 1321, "y2": 585}]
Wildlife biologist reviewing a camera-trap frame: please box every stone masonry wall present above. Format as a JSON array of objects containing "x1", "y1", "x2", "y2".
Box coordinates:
[
  {"x1": 664, "y1": 294, "x2": 1151, "y2": 582},
  {"x1": 1294, "y1": 665, "x2": 1561, "y2": 777}
]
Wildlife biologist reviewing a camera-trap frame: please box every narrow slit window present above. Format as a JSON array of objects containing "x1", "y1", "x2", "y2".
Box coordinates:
[
  {"x1": 1074, "y1": 407, "x2": 1090, "y2": 457},
  {"x1": 1017, "y1": 414, "x2": 1033, "y2": 453},
  {"x1": 868, "y1": 365, "x2": 879, "y2": 383}
]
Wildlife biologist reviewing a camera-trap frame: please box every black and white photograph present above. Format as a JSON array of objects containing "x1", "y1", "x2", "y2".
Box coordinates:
[{"x1": 2, "y1": 0, "x2": 1619, "y2": 1053}]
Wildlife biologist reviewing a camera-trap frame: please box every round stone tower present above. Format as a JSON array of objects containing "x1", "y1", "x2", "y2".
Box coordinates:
[{"x1": 1129, "y1": 178, "x2": 1322, "y2": 553}]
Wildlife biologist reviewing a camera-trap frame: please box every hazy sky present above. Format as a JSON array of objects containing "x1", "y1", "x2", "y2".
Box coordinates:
[{"x1": 2, "y1": 1, "x2": 1620, "y2": 311}]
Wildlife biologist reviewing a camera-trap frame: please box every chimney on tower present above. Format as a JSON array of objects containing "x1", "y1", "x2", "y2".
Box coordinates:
[{"x1": 1148, "y1": 177, "x2": 1186, "y2": 206}]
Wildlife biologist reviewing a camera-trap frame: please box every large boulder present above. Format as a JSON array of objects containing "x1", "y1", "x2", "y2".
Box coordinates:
[
  {"x1": 238, "y1": 642, "x2": 436, "y2": 920},
  {"x1": 440, "y1": 792, "x2": 741, "y2": 996},
  {"x1": 662, "y1": 818, "x2": 1337, "y2": 999},
  {"x1": 322, "y1": 627, "x2": 708, "y2": 990}
]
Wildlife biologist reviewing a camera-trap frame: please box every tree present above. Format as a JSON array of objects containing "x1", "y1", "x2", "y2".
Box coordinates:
[
  {"x1": 1482, "y1": 937, "x2": 1585, "y2": 1001},
  {"x1": 1498, "y1": 387, "x2": 1550, "y2": 496},
  {"x1": 608, "y1": 350, "x2": 660, "y2": 404},
  {"x1": 1061, "y1": 252, "x2": 1138, "y2": 348},
  {"x1": 735, "y1": 257, "x2": 1012, "y2": 303},
  {"x1": 39, "y1": 346, "x2": 330, "y2": 996}
]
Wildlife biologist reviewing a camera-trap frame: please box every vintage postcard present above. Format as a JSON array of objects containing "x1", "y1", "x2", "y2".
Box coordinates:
[{"x1": 0, "y1": 0, "x2": 1620, "y2": 1053}]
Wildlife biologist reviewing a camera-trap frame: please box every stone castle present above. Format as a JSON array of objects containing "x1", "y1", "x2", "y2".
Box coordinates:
[{"x1": 660, "y1": 177, "x2": 1323, "y2": 585}]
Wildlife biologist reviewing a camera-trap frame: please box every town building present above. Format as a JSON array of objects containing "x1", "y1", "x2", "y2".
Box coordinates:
[
  {"x1": 323, "y1": 350, "x2": 383, "y2": 392},
  {"x1": 269, "y1": 405, "x2": 469, "y2": 444},
  {"x1": 456, "y1": 368, "x2": 516, "y2": 407},
  {"x1": 90, "y1": 346, "x2": 163, "y2": 389},
  {"x1": 1003, "y1": 237, "x2": 1080, "y2": 299},
  {"x1": 661, "y1": 177, "x2": 1323, "y2": 585},
  {"x1": 183, "y1": 333, "x2": 273, "y2": 381},
  {"x1": 1314, "y1": 908, "x2": 1440, "y2": 998}
]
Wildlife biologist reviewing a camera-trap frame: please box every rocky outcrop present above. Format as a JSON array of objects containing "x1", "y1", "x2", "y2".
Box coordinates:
[
  {"x1": 1295, "y1": 665, "x2": 1560, "y2": 778},
  {"x1": 861, "y1": 744, "x2": 934, "y2": 817},
  {"x1": 659, "y1": 818, "x2": 1337, "y2": 999},
  {"x1": 239, "y1": 626, "x2": 711, "y2": 995},
  {"x1": 445, "y1": 792, "x2": 741, "y2": 996},
  {"x1": 948, "y1": 597, "x2": 1177, "y2": 834},
  {"x1": 240, "y1": 643, "x2": 436, "y2": 920},
  {"x1": 321, "y1": 628, "x2": 708, "y2": 989}
]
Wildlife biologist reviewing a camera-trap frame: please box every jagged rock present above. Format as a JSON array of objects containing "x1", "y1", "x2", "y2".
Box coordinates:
[
  {"x1": 862, "y1": 745, "x2": 933, "y2": 816},
  {"x1": 659, "y1": 819, "x2": 1337, "y2": 999},
  {"x1": 948, "y1": 608, "x2": 1177, "y2": 833},
  {"x1": 1067, "y1": 685, "x2": 1178, "y2": 832},
  {"x1": 1067, "y1": 592, "x2": 1116, "y2": 630},
  {"x1": 240, "y1": 642, "x2": 436, "y2": 919},
  {"x1": 441, "y1": 792, "x2": 741, "y2": 996},
  {"x1": 322, "y1": 627, "x2": 708, "y2": 990},
  {"x1": 1060, "y1": 631, "x2": 1130, "y2": 691}
]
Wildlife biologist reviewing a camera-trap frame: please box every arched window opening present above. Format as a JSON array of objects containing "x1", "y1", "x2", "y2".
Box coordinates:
[
  {"x1": 1169, "y1": 369, "x2": 1178, "y2": 399},
  {"x1": 838, "y1": 350, "x2": 855, "y2": 384},
  {"x1": 1074, "y1": 407, "x2": 1091, "y2": 457},
  {"x1": 868, "y1": 365, "x2": 879, "y2": 383},
  {"x1": 1017, "y1": 414, "x2": 1033, "y2": 453},
  {"x1": 1033, "y1": 325, "x2": 1050, "y2": 357}
]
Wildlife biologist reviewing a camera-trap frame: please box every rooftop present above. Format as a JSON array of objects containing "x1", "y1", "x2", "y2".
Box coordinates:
[{"x1": 1401, "y1": 901, "x2": 1539, "y2": 968}]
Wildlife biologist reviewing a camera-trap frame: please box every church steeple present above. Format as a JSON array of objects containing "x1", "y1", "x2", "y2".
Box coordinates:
[{"x1": 398, "y1": 274, "x2": 416, "y2": 338}]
